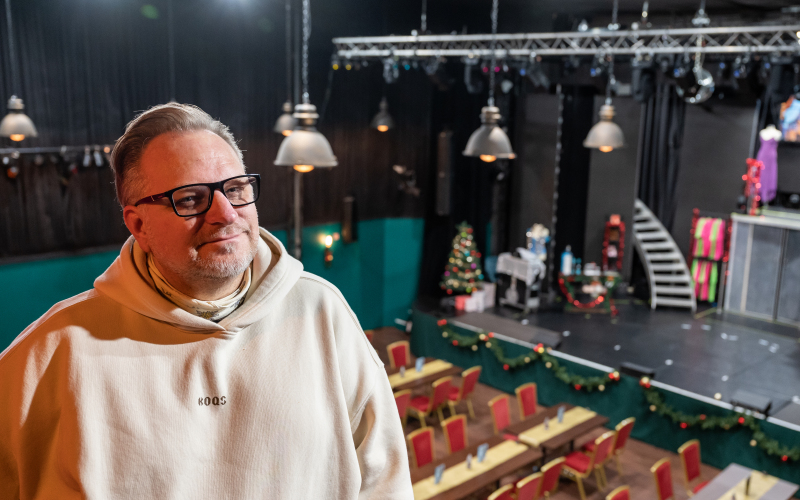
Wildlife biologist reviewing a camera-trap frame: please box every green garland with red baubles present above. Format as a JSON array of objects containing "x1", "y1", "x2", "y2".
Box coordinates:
[
  {"x1": 639, "y1": 377, "x2": 800, "y2": 463},
  {"x1": 437, "y1": 319, "x2": 620, "y2": 392},
  {"x1": 435, "y1": 318, "x2": 800, "y2": 463}
]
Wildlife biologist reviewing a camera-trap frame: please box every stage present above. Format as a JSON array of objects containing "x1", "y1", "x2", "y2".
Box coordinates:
[
  {"x1": 409, "y1": 296, "x2": 800, "y2": 486},
  {"x1": 415, "y1": 297, "x2": 800, "y2": 417}
]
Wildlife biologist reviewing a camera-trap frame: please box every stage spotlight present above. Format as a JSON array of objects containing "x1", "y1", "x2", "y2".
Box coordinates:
[
  {"x1": 462, "y1": 57, "x2": 484, "y2": 95},
  {"x1": 675, "y1": 55, "x2": 715, "y2": 104}
]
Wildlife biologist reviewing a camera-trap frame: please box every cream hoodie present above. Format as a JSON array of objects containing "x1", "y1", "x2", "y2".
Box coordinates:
[{"x1": 0, "y1": 228, "x2": 413, "y2": 499}]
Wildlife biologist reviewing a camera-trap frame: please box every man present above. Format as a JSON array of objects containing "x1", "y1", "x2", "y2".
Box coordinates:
[{"x1": 0, "y1": 103, "x2": 413, "y2": 499}]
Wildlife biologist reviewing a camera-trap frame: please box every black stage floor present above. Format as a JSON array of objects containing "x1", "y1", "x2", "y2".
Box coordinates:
[{"x1": 418, "y1": 297, "x2": 800, "y2": 418}]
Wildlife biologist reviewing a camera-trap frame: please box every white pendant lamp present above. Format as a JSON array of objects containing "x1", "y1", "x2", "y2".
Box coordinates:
[
  {"x1": 275, "y1": 0, "x2": 336, "y2": 173},
  {"x1": 0, "y1": 0, "x2": 36, "y2": 142},
  {"x1": 463, "y1": 0, "x2": 515, "y2": 163},
  {"x1": 583, "y1": 100, "x2": 624, "y2": 152},
  {"x1": 274, "y1": 0, "x2": 297, "y2": 137},
  {"x1": 371, "y1": 97, "x2": 394, "y2": 132},
  {"x1": 584, "y1": 0, "x2": 624, "y2": 153}
]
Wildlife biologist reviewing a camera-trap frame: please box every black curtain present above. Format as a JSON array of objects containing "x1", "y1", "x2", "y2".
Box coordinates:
[{"x1": 637, "y1": 82, "x2": 686, "y2": 232}]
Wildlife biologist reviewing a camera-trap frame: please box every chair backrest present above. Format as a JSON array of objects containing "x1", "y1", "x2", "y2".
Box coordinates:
[
  {"x1": 430, "y1": 376, "x2": 453, "y2": 411},
  {"x1": 651, "y1": 458, "x2": 674, "y2": 500},
  {"x1": 594, "y1": 431, "x2": 617, "y2": 464},
  {"x1": 387, "y1": 341, "x2": 410, "y2": 369},
  {"x1": 516, "y1": 472, "x2": 543, "y2": 500},
  {"x1": 488, "y1": 394, "x2": 511, "y2": 434},
  {"x1": 441, "y1": 414, "x2": 468, "y2": 454},
  {"x1": 541, "y1": 457, "x2": 566, "y2": 495},
  {"x1": 614, "y1": 417, "x2": 636, "y2": 453},
  {"x1": 606, "y1": 485, "x2": 631, "y2": 500},
  {"x1": 488, "y1": 484, "x2": 516, "y2": 500},
  {"x1": 394, "y1": 389, "x2": 411, "y2": 421},
  {"x1": 515, "y1": 383, "x2": 538, "y2": 419},
  {"x1": 678, "y1": 439, "x2": 702, "y2": 483},
  {"x1": 407, "y1": 427, "x2": 435, "y2": 468},
  {"x1": 458, "y1": 366, "x2": 482, "y2": 401}
]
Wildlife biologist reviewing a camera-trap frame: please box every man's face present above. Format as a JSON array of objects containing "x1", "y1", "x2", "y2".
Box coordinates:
[{"x1": 130, "y1": 130, "x2": 260, "y2": 284}]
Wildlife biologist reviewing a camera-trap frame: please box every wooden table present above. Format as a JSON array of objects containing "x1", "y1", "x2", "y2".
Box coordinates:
[
  {"x1": 691, "y1": 463, "x2": 799, "y2": 500},
  {"x1": 386, "y1": 357, "x2": 463, "y2": 392},
  {"x1": 505, "y1": 403, "x2": 610, "y2": 461},
  {"x1": 410, "y1": 435, "x2": 543, "y2": 500}
]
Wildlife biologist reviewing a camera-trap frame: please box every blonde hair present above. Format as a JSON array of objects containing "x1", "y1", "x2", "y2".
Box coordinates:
[{"x1": 110, "y1": 103, "x2": 243, "y2": 207}]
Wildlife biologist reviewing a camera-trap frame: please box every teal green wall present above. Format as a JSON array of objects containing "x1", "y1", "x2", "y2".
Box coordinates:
[{"x1": 0, "y1": 218, "x2": 424, "y2": 351}]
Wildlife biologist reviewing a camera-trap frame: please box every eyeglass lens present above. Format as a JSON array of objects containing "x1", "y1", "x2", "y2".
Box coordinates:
[{"x1": 171, "y1": 176, "x2": 259, "y2": 216}]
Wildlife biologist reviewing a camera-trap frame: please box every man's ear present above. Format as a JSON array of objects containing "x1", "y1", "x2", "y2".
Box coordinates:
[{"x1": 123, "y1": 205, "x2": 152, "y2": 253}]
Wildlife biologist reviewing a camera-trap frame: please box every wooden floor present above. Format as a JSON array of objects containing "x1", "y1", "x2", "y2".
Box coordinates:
[{"x1": 371, "y1": 326, "x2": 719, "y2": 500}]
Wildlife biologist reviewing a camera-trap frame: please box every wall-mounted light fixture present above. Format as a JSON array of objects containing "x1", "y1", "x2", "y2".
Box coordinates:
[{"x1": 319, "y1": 232, "x2": 340, "y2": 267}]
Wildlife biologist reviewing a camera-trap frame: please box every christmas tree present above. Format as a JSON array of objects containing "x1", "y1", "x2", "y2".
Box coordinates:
[{"x1": 440, "y1": 221, "x2": 484, "y2": 295}]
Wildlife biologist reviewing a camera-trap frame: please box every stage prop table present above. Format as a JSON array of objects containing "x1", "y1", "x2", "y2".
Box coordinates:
[
  {"x1": 690, "y1": 463, "x2": 798, "y2": 500},
  {"x1": 411, "y1": 435, "x2": 542, "y2": 500},
  {"x1": 505, "y1": 403, "x2": 610, "y2": 461},
  {"x1": 386, "y1": 358, "x2": 463, "y2": 392},
  {"x1": 725, "y1": 212, "x2": 800, "y2": 326}
]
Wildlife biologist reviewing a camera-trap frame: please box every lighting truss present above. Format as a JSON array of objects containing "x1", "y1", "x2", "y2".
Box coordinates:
[{"x1": 333, "y1": 25, "x2": 800, "y2": 60}]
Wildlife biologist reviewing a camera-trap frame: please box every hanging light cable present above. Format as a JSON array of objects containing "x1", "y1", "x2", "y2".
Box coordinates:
[
  {"x1": 0, "y1": 0, "x2": 37, "y2": 142},
  {"x1": 462, "y1": 0, "x2": 515, "y2": 163},
  {"x1": 274, "y1": 0, "x2": 297, "y2": 136},
  {"x1": 583, "y1": 0, "x2": 624, "y2": 153},
  {"x1": 274, "y1": 0, "x2": 337, "y2": 173}
]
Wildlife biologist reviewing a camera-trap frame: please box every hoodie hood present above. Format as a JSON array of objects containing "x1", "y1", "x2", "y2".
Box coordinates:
[{"x1": 94, "y1": 228, "x2": 303, "y2": 334}]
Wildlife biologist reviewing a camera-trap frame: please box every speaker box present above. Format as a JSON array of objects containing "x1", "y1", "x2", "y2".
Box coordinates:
[
  {"x1": 619, "y1": 362, "x2": 656, "y2": 379},
  {"x1": 342, "y1": 196, "x2": 357, "y2": 243},
  {"x1": 436, "y1": 130, "x2": 453, "y2": 216},
  {"x1": 730, "y1": 389, "x2": 772, "y2": 416}
]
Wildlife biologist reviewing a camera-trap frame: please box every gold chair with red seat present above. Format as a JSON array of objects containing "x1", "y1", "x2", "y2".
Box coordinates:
[
  {"x1": 515, "y1": 382, "x2": 538, "y2": 420},
  {"x1": 364, "y1": 329, "x2": 374, "y2": 343},
  {"x1": 540, "y1": 457, "x2": 566, "y2": 498},
  {"x1": 678, "y1": 439, "x2": 710, "y2": 496},
  {"x1": 488, "y1": 394, "x2": 512, "y2": 434},
  {"x1": 406, "y1": 427, "x2": 435, "y2": 468},
  {"x1": 584, "y1": 417, "x2": 635, "y2": 475},
  {"x1": 386, "y1": 340, "x2": 410, "y2": 369},
  {"x1": 488, "y1": 484, "x2": 516, "y2": 500},
  {"x1": 562, "y1": 430, "x2": 616, "y2": 500},
  {"x1": 606, "y1": 485, "x2": 631, "y2": 500},
  {"x1": 408, "y1": 376, "x2": 452, "y2": 427},
  {"x1": 394, "y1": 389, "x2": 411, "y2": 429},
  {"x1": 441, "y1": 414, "x2": 468, "y2": 454},
  {"x1": 651, "y1": 458, "x2": 675, "y2": 500},
  {"x1": 515, "y1": 471, "x2": 544, "y2": 500},
  {"x1": 448, "y1": 365, "x2": 482, "y2": 419}
]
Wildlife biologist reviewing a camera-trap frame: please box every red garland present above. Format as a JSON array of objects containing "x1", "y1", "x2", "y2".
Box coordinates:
[{"x1": 558, "y1": 277, "x2": 618, "y2": 316}]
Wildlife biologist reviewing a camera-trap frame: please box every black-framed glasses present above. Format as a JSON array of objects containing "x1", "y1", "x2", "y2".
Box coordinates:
[{"x1": 133, "y1": 174, "x2": 261, "y2": 217}]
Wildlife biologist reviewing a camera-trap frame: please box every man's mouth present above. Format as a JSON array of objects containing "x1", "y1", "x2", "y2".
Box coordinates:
[{"x1": 200, "y1": 232, "x2": 245, "y2": 247}]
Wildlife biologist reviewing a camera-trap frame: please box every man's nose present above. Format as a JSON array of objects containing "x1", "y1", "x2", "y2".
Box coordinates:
[{"x1": 205, "y1": 189, "x2": 238, "y2": 224}]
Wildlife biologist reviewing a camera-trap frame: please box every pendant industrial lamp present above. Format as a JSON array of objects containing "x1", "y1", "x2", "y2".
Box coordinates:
[
  {"x1": 371, "y1": 97, "x2": 394, "y2": 132},
  {"x1": 274, "y1": 0, "x2": 337, "y2": 172},
  {"x1": 0, "y1": 0, "x2": 37, "y2": 142},
  {"x1": 462, "y1": 0, "x2": 515, "y2": 163},
  {"x1": 274, "y1": 0, "x2": 297, "y2": 136},
  {"x1": 583, "y1": 0, "x2": 624, "y2": 153}
]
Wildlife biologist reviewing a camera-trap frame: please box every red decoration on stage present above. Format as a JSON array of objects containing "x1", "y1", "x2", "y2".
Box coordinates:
[
  {"x1": 574, "y1": 384, "x2": 582, "y2": 390},
  {"x1": 738, "y1": 417, "x2": 746, "y2": 425},
  {"x1": 452, "y1": 340, "x2": 459, "y2": 346},
  {"x1": 503, "y1": 364, "x2": 509, "y2": 371},
  {"x1": 437, "y1": 319, "x2": 448, "y2": 326}
]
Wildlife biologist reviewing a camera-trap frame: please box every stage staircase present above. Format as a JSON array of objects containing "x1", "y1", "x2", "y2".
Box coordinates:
[{"x1": 633, "y1": 199, "x2": 696, "y2": 311}]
